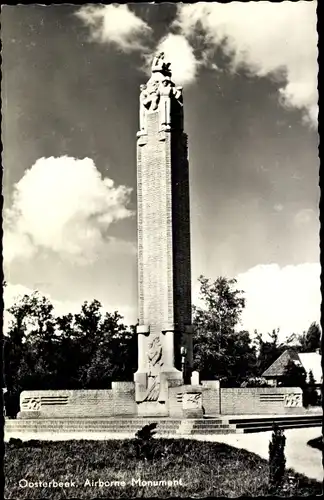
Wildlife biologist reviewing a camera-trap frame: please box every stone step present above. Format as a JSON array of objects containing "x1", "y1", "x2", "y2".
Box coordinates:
[
  {"x1": 243, "y1": 421, "x2": 322, "y2": 433},
  {"x1": 236, "y1": 419, "x2": 322, "y2": 429},
  {"x1": 16, "y1": 418, "x2": 183, "y2": 423},
  {"x1": 192, "y1": 424, "x2": 232, "y2": 429},
  {"x1": 235, "y1": 417, "x2": 322, "y2": 428},
  {"x1": 5, "y1": 423, "x2": 182, "y2": 431},
  {"x1": 192, "y1": 420, "x2": 224, "y2": 425},
  {"x1": 189, "y1": 428, "x2": 237, "y2": 435},
  {"x1": 12, "y1": 422, "x2": 181, "y2": 426},
  {"x1": 5, "y1": 425, "x2": 181, "y2": 432},
  {"x1": 5, "y1": 420, "x2": 181, "y2": 426},
  {"x1": 229, "y1": 415, "x2": 322, "y2": 425}
]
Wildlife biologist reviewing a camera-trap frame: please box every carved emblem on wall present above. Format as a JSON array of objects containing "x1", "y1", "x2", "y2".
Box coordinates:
[
  {"x1": 22, "y1": 397, "x2": 41, "y2": 411},
  {"x1": 284, "y1": 393, "x2": 302, "y2": 407},
  {"x1": 183, "y1": 392, "x2": 202, "y2": 410}
]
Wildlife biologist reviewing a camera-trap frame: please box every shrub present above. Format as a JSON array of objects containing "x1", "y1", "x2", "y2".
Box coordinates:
[
  {"x1": 303, "y1": 370, "x2": 319, "y2": 406},
  {"x1": 240, "y1": 377, "x2": 270, "y2": 387},
  {"x1": 134, "y1": 423, "x2": 157, "y2": 461},
  {"x1": 269, "y1": 423, "x2": 286, "y2": 494}
]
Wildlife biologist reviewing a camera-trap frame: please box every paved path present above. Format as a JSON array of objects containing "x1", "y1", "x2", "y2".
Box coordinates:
[{"x1": 192, "y1": 428, "x2": 323, "y2": 482}]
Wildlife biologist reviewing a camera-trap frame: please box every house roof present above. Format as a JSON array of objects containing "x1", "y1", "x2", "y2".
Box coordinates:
[
  {"x1": 262, "y1": 349, "x2": 300, "y2": 377},
  {"x1": 262, "y1": 349, "x2": 322, "y2": 384}
]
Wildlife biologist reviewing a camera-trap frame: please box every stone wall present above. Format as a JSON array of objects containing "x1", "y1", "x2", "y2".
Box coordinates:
[
  {"x1": 201, "y1": 380, "x2": 220, "y2": 415},
  {"x1": 169, "y1": 383, "x2": 219, "y2": 417},
  {"x1": 18, "y1": 384, "x2": 137, "y2": 419},
  {"x1": 17, "y1": 385, "x2": 304, "y2": 419},
  {"x1": 168, "y1": 386, "x2": 187, "y2": 417},
  {"x1": 18, "y1": 390, "x2": 114, "y2": 418},
  {"x1": 220, "y1": 387, "x2": 303, "y2": 415},
  {"x1": 112, "y1": 382, "x2": 137, "y2": 416}
]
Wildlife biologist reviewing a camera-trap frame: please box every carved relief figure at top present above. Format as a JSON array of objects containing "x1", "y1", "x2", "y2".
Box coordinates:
[
  {"x1": 151, "y1": 52, "x2": 171, "y2": 77},
  {"x1": 138, "y1": 53, "x2": 184, "y2": 133}
]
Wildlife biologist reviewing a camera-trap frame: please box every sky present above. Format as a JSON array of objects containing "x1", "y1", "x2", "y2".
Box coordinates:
[{"x1": 2, "y1": 2, "x2": 320, "y2": 341}]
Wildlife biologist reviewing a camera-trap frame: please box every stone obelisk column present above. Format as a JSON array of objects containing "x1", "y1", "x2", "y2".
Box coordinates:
[{"x1": 134, "y1": 53, "x2": 193, "y2": 413}]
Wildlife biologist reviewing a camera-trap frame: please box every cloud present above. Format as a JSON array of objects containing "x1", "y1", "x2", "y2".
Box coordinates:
[
  {"x1": 192, "y1": 263, "x2": 321, "y2": 339},
  {"x1": 75, "y1": 4, "x2": 151, "y2": 53},
  {"x1": 155, "y1": 34, "x2": 199, "y2": 86},
  {"x1": 294, "y1": 208, "x2": 317, "y2": 227},
  {"x1": 235, "y1": 263, "x2": 321, "y2": 340},
  {"x1": 4, "y1": 156, "x2": 134, "y2": 265},
  {"x1": 174, "y1": 2, "x2": 318, "y2": 126},
  {"x1": 274, "y1": 204, "x2": 284, "y2": 213}
]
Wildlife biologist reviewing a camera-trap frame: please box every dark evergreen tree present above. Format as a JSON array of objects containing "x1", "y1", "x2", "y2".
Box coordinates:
[
  {"x1": 269, "y1": 423, "x2": 286, "y2": 494},
  {"x1": 297, "y1": 322, "x2": 321, "y2": 353},
  {"x1": 304, "y1": 370, "x2": 319, "y2": 406},
  {"x1": 282, "y1": 359, "x2": 306, "y2": 388}
]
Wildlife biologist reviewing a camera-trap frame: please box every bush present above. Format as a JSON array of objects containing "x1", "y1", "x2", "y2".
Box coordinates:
[
  {"x1": 303, "y1": 370, "x2": 319, "y2": 407},
  {"x1": 269, "y1": 423, "x2": 286, "y2": 494},
  {"x1": 134, "y1": 423, "x2": 157, "y2": 461},
  {"x1": 240, "y1": 377, "x2": 270, "y2": 387}
]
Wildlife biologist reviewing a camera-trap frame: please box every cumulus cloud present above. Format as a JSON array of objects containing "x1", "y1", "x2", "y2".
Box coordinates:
[
  {"x1": 235, "y1": 263, "x2": 321, "y2": 340},
  {"x1": 75, "y1": 4, "x2": 151, "y2": 53},
  {"x1": 4, "y1": 156, "x2": 134, "y2": 265},
  {"x1": 174, "y1": 2, "x2": 318, "y2": 126},
  {"x1": 192, "y1": 263, "x2": 320, "y2": 339},
  {"x1": 155, "y1": 34, "x2": 199, "y2": 86}
]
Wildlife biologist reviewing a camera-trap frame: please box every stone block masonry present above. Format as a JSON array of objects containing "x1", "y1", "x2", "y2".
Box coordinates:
[
  {"x1": 220, "y1": 387, "x2": 303, "y2": 415},
  {"x1": 134, "y1": 52, "x2": 193, "y2": 411},
  {"x1": 16, "y1": 385, "x2": 304, "y2": 419},
  {"x1": 18, "y1": 385, "x2": 135, "y2": 419}
]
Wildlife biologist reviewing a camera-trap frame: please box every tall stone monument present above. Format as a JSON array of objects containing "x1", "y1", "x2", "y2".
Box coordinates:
[
  {"x1": 15, "y1": 53, "x2": 213, "y2": 423},
  {"x1": 134, "y1": 53, "x2": 193, "y2": 415},
  {"x1": 11, "y1": 53, "x2": 302, "y2": 429}
]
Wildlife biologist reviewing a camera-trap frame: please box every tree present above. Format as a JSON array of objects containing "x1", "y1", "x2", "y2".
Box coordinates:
[
  {"x1": 3, "y1": 292, "x2": 51, "y2": 415},
  {"x1": 281, "y1": 360, "x2": 306, "y2": 388},
  {"x1": 304, "y1": 370, "x2": 319, "y2": 407},
  {"x1": 297, "y1": 322, "x2": 321, "y2": 353},
  {"x1": 193, "y1": 276, "x2": 257, "y2": 385},
  {"x1": 78, "y1": 308, "x2": 137, "y2": 388},
  {"x1": 3, "y1": 293, "x2": 138, "y2": 415},
  {"x1": 269, "y1": 424, "x2": 286, "y2": 494},
  {"x1": 4, "y1": 292, "x2": 59, "y2": 393},
  {"x1": 255, "y1": 329, "x2": 295, "y2": 376},
  {"x1": 240, "y1": 377, "x2": 270, "y2": 388}
]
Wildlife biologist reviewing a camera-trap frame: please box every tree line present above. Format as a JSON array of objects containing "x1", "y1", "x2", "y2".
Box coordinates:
[{"x1": 3, "y1": 276, "x2": 321, "y2": 416}]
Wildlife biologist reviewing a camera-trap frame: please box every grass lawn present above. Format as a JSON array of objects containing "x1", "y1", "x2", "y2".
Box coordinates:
[{"x1": 4, "y1": 438, "x2": 322, "y2": 499}]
